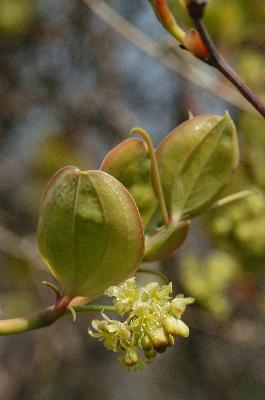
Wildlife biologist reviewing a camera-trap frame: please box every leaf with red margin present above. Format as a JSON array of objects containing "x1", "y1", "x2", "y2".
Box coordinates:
[
  {"x1": 100, "y1": 138, "x2": 158, "y2": 230},
  {"x1": 37, "y1": 166, "x2": 144, "y2": 300}
]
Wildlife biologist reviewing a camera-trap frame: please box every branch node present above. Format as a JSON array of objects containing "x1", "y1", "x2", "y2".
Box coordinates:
[{"x1": 186, "y1": 1, "x2": 207, "y2": 20}]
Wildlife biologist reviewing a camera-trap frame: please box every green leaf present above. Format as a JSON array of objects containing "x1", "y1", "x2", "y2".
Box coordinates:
[
  {"x1": 37, "y1": 166, "x2": 144, "y2": 300},
  {"x1": 100, "y1": 138, "x2": 158, "y2": 229},
  {"x1": 156, "y1": 113, "x2": 239, "y2": 219}
]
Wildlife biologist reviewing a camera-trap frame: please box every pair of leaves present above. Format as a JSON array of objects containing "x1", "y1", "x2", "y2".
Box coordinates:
[
  {"x1": 101, "y1": 113, "x2": 239, "y2": 261},
  {"x1": 37, "y1": 113, "x2": 238, "y2": 300}
]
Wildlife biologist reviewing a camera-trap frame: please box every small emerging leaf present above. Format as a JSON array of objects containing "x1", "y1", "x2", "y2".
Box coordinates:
[{"x1": 37, "y1": 166, "x2": 144, "y2": 300}]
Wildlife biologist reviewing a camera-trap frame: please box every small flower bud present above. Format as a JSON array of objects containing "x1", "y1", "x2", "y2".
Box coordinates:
[
  {"x1": 124, "y1": 348, "x2": 139, "y2": 367},
  {"x1": 171, "y1": 296, "x2": 194, "y2": 318},
  {"x1": 168, "y1": 334, "x2": 175, "y2": 346},
  {"x1": 141, "y1": 335, "x2": 153, "y2": 351},
  {"x1": 91, "y1": 319, "x2": 107, "y2": 332},
  {"x1": 183, "y1": 29, "x2": 209, "y2": 60},
  {"x1": 148, "y1": 327, "x2": 168, "y2": 348},
  {"x1": 144, "y1": 348, "x2": 157, "y2": 360},
  {"x1": 163, "y1": 316, "x2": 182, "y2": 336},
  {"x1": 174, "y1": 320, "x2": 190, "y2": 338},
  {"x1": 156, "y1": 345, "x2": 168, "y2": 353}
]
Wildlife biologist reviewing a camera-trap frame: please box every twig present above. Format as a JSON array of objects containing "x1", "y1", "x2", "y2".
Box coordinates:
[
  {"x1": 0, "y1": 295, "x2": 72, "y2": 335},
  {"x1": 83, "y1": 0, "x2": 257, "y2": 115},
  {"x1": 186, "y1": 1, "x2": 265, "y2": 118},
  {"x1": 0, "y1": 302, "x2": 115, "y2": 335}
]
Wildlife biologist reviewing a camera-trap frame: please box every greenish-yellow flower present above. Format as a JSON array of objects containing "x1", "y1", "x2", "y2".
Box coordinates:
[{"x1": 89, "y1": 277, "x2": 194, "y2": 370}]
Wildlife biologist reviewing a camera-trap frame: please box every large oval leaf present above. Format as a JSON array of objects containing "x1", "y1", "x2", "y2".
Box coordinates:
[
  {"x1": 156, "y1": 114, "x2": 239, "y2": 218},
  {"x1": 37, "y1": 166, "x2": 144, "y2": 300},
  {"x1": 100, "y1": 138, "x2": 158, "y2": 229}
]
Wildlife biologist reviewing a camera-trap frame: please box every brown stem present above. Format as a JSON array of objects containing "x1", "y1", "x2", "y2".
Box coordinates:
[{"x1": 187, "y1": 2, "x2": 265, "y2": 118}]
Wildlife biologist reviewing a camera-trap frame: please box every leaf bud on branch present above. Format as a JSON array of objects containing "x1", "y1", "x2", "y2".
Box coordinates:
[{"x1": 149, "y1": 0, "x2": 185, "y2": 43}]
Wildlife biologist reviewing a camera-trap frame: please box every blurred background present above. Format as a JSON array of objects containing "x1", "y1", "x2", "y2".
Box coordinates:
[{"x1": 0, "y1": 0, "x2": 264, "y2": 399}]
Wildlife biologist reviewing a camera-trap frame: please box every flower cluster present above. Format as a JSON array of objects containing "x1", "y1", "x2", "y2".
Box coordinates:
[{"x1": 89, "y1": 277, "x2": 194, "y2": 370}]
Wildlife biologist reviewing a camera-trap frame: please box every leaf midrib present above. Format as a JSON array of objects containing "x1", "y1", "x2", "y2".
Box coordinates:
[
  {"x1": 71, "y1": 173, "x2": 81, "y2": 295},
  {"x1": 171, "y1": 118, "x2": 225, "y2": 215}
]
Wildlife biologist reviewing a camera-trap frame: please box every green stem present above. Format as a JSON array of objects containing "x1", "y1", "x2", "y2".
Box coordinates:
[
  {"x1": 210, "y1": 190, "x2": 255, "y2": 210},
  {"x1": 130, "y1": 127, "x2": 170, "y2": 225},
  {"x1": 0, "y1": 295, "x2": 71, "y2": 336},
  {"x1": 0, "y1": 301, "x2": 116, "y2": 336},
  {"x1": 137, "y1": 267, "x2": 170, "y2": 284},
  {"x1": 71, "y1": 304, "x2": 116, "y2": 313},
  {"x1": 192, "y1": 190, "x2": 256, "y2": 220},
  {"x1": 0, "y1": 306, "x2": 57, "y2": 335}
]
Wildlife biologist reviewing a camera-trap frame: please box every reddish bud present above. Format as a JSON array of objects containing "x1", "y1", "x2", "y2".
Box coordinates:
[
  {"x1": 153, "y1": 0, "x2": 176, "y2": 27},
  {"x1": 184, "y1": 29, "x2": 209, "y2": 60}
]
